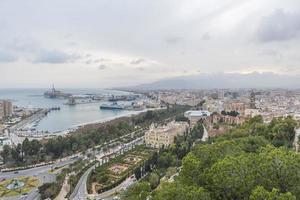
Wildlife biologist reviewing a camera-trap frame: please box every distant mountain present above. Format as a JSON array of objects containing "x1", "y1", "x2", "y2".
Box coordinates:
[{"x1": 124, "y1": 72, "x2": 300, "y2": 90}]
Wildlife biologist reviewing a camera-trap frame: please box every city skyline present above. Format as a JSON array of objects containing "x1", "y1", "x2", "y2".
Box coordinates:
[{"x1": 0, "y1": 0, "x2": 300, "y2": 88}]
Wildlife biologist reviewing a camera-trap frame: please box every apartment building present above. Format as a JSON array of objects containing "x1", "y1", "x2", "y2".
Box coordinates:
[{"x1": 0, "y1": 100, "x2": 13, "y2": 120}]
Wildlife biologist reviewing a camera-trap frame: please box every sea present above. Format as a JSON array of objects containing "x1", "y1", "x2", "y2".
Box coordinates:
[{"x1": 0, "y1": 88, "x2": 139, "y2": 133}]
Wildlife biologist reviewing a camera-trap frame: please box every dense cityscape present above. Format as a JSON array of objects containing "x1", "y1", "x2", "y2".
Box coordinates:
[
  {"x1": 1, "y1": 0, "x2": 300, "y2": 199},
  {"x1": 0, "y1": 88, "x2": 299, "y2": 199}
]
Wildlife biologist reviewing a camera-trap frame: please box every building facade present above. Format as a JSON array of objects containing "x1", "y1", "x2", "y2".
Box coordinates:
[
  {"x1": 224, "y1": 102, "x2": 246, "y2": 116},
  {"x1": 144, "y1": 121, "x2": 189, "y2": 148},
  {"x1": 184, "y1": 110, "x2": 211, "y2": 127},
  {"x1": 250, "y1": 91, "x2": 256, "y2": 109},
  {"x1": 211, "y1": 113, "x2": 246, "y2": 125},
  {"x1": 0, "y1": 100, "x2": 13, "y2": 120}
]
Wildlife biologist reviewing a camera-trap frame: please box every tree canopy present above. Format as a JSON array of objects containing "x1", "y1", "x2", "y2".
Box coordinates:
[{"x1": 122, "y1": 116, "x2": 300, "y2": 200}]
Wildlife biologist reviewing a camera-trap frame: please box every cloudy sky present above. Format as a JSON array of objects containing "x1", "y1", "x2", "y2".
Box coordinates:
[{"x1": 0, "y1": 0, "x2": 300, "y2": 88}]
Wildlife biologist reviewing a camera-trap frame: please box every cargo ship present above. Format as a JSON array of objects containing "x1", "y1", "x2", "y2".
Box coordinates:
[
  {"x1": 44, "y1": 85, "x2": 71, "y2": 99},
  {"x1": 100, "y1": 102, "x2": 125, "y2": 110}
]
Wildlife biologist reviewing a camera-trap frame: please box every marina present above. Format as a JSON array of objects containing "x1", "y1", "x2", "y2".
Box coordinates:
[{"x1": 0, "y1": 88, "x2": 162, "y2": 146}]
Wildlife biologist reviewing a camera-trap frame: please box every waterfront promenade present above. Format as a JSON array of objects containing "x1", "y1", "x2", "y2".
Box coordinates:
[{"x1": 7, "y1": 107, "x2": 162, "y2": 146}]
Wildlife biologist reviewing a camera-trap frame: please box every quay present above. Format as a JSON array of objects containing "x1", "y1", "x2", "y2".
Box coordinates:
[{"x1": 7, "y1": 107, "x2": 61, "y2": 145}]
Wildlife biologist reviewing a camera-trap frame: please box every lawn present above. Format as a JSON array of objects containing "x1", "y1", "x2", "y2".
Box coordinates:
[{"x1": 0, "y1": 176, "x2": 39, "y2": 198}]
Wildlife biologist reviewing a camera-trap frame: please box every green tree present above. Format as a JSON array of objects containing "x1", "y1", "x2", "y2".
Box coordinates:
[
  {"x1": 205, "y1": 154, "x2": 259, "y2": 200},
  {"x1": 179, "y1": 153, "x2": 203, "y2": 186},
  {"x1": 148, "y1": 172, "x2": 160, "y2": 189},
  {"x1": 250, "y1": 186, "x2": 296, "y2": 200},
  {"x1": 165, "y1": 167, "x2": 177, "y2": 179},
  {"x1": 121, "y1": 182, "x2": 151, "y2": 200},
  {"x1": 22, "y1": 138, "x2": 30, "y2": 156},
  {"x1": 268, "y1": 116, "x2": 297, "y2": 147},
  {"x1": 157, "y1": 152, "x2": 176, "y2": 169},
  {"x1": 0, "y1": 145, "x2": 11, "y2": 163},
  {"x1": 180, "y1": 140, "x2": 244, "y2": 186},
  {"x1": 152, "y1": 182, "x2": 211, "y2": 200},
  {"x1": 257, "y1": 145, "x2": 300, "y2": 197}
]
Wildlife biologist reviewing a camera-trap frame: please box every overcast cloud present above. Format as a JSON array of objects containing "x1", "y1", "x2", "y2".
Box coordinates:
[{"x1": 0, "y1": 0, "x2": 299, "y2": 88}]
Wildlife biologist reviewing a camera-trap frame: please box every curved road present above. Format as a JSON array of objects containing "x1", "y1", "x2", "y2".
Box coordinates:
[
  {"x1": 69, "y1": 165, "x2": 95, "y2": 200},
  {"x1": 70, "y1": 137, "x2": 144, "y2": 200}
]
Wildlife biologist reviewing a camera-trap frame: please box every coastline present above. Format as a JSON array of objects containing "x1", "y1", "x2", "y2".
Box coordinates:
[
  {"x1": 20, "y1": 107, "x2": 164, "y2": 140},
  {"x1": 63, "y1": 107, "x2": 163, "y2": 135}
]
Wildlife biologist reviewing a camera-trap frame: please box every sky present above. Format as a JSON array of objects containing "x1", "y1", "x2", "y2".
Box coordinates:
[{"x1": 0, "y1": 0, "x2": 300, "y2": 88}]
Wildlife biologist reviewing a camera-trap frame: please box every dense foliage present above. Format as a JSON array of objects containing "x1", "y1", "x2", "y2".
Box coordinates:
[
  {"x1": 38, "y1": 169, "x2": 67, "y2": 199},
  {"x1": 122, "y1": 116, "x2": 299, "y2": 200},
  {"x1": 0, "y1": 105, "x2": 189, "y2": 167}
]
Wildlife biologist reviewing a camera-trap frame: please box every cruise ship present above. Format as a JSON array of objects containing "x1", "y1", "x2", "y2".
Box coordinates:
[{"x1": 100, "y1": 102, "x2": 125, "y2": 110}]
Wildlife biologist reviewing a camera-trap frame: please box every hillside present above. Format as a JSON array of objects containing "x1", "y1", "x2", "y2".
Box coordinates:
[{"x1": 122, "y1": 116, "x2": 300, "y2": 200}]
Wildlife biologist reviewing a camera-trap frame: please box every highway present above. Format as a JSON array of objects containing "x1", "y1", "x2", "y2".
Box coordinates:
[{"x1": 0, "y1": 159, "x2": 76, "y2": 180}]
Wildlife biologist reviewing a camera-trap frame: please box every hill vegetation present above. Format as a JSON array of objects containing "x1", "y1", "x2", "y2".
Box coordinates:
[{"x1": 122, "y1": 116, "x2": 299, "y2": 200}]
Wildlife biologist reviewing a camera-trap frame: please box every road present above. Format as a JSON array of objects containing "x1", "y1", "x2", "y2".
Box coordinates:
[
  {"x1": 1, "y1": 126, "x2": 145, "y2": 200},
  {"x1": 70, "y1": 136, "x2": 144, "y2": 200},
  {"x1": 8, "y1": 131, "x2": 23, "y2": 146},
  {"x1": 69, "y1": 147, "x2": 121, "y2": 200},
  {"x1": 90, "y1": 176, "x2": 136, "y2": 200},
  {"x1": 69, "y1": 165, "x2": 95, "y2": 200},
  {"x1": 0, "y1": 158, "x2": 76, "y2": 180},
  {"x1": 1, "y1": 158, "x2": 79, "y2": 200},
  {"x1": 8, "y1": 110, "x2": 47, "y2": 145}
]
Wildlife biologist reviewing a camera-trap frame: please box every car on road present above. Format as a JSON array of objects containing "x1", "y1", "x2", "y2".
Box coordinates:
[
  {"x1": 14, "y1": 171, "x2": 19, "y2": 174},
  {"x1": 71, "y1": 155, "x2": 79, "y2": 160}
]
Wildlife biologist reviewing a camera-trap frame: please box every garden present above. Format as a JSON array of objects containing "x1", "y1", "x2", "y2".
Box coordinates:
[{"x1": 88, "y1": 145, "x2": 153, "y2": 194}]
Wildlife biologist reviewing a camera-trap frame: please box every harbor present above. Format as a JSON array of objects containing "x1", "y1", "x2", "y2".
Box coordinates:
[{"x1": 0, "y1": 88, "x2": 161, "y2": 144}]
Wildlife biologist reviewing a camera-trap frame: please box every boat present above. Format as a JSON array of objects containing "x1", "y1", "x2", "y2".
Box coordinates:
[
  {"x1": 66, "y1": 96, "x2": 76, "y2": 105},
  {"x1": 100, "y1": 102, "x2": 125, "y2": 110}
]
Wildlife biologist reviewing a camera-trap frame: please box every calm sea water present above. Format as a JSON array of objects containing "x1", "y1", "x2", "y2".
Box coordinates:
[{"x1": 0, "y1": 88, "x2": 137, "y2": 132}]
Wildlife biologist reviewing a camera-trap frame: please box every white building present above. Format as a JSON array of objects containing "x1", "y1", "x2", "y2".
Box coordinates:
[{"x1": 184, "y1": 110, "x2": 211, "y2": 127}]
